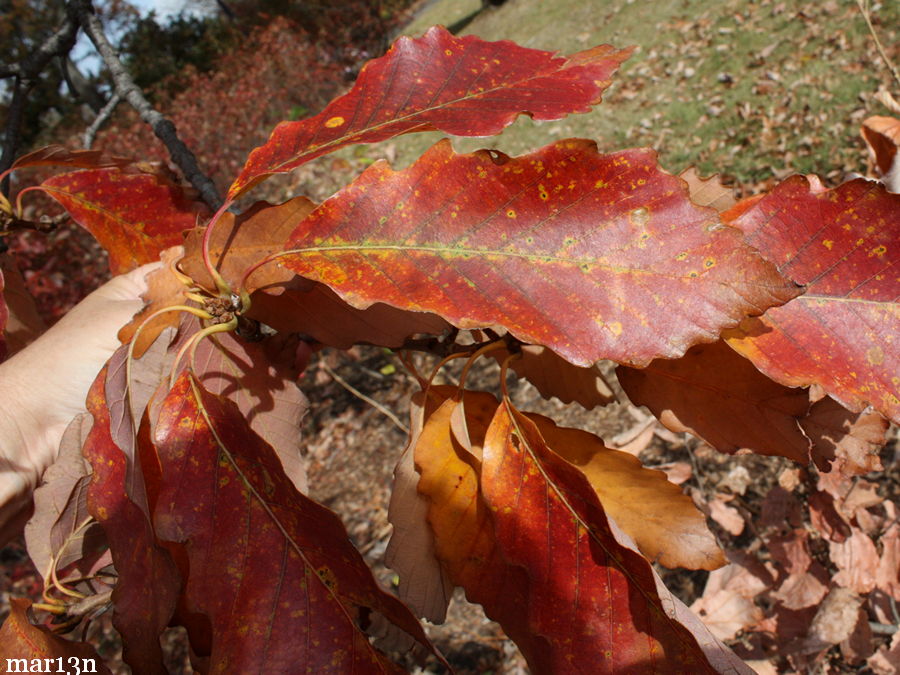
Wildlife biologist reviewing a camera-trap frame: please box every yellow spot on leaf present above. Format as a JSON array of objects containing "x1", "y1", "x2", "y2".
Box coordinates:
[
  {"x1": 871, "y1": 244, "x2": 887, "y2": 257},
  {"x1": 867, "y1": 346, "x2": 884, "y2": 365},
  {"x1": 704, "y1": 258, "x2": 716, "y2": 268},
  {"x1": 823, "y1": 239, "x2": 834, "y2": 250},
  {"x1": 675, "y1": 251, "x2": 688, "y2": 261},
  {"x1": 507, "y1": 209, "x2": 516, "y2": 218},
  {"x1": 444, "y1": 49, "x2": 452, "y2": 56},
  {"x1": 325, "y1": 116, "x2": 345, "y2": 128}
]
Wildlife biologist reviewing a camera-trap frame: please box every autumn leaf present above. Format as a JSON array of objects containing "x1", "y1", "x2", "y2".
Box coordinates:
[
  {"x1": 83, "y1": 366, "x2": 180, "y2": 673},
  {"x1": 723, "y1": 176, "x2": 900, "y2": 423},
  {"x1": 229, "y1": 26, "x2": 633, "y2": 198},
  {"x1": 280, "y1": 139, "x2": 798, "y2": 367},
  {"x1": 0, "y1": 253, "x2": 45, "y2": 356},
  {"x1": 803, "y1": 396, "x2": 889, "y2": 475},
  {"x1": 0, "y1": 598, "x2": 111, "y2": 673},
  {"x1": 151, "y1": 373, "x2": 437, "y2": 672},
  {"x1": 385, "y1": 385, "x2": 457, "y2": 623},
  {"x1": 618, "y1": 340, "x2": 811, "y2": 462},
  {"x1": 490, "y1": 344, "x2": 614, "y2": 409},
  {"x1": 24, "y1": 414, "x2": 104, "y2": 582},
  {"x1": 679, "y1": 167, "x2": 737, "y2": 212},
  {"x1": 180, "y1": 196, "x2": 316, "y2": 292},
  {"x1": 8, "y1": 144, "x2": 131, "y2": 173},
  {"x1": 40, "y1": 169, "x2": 208, "y2": 274},
  {"x1": 479, "y1": 399, "x2": 725, "y2": 672},
  {"x1": 525, "y1": 412, "x2": 725, "y2": 570}
]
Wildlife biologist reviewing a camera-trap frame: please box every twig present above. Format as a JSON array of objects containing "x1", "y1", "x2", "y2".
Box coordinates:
[
  {"x1": 72, "y1": 0, "x2": 223, "y2": 211},
  {"x1": 320, "y1": 362, "x2": 409, "y2": 434},
  {"x1": 82, "y1": 92, "x2": 121, "y2": 149},
  {"x1": 856, "y1": 0, "x2": 900, "y2": 88},
  {"x1": 0, "y1": 5, "x2": 79, "y2": 191}
]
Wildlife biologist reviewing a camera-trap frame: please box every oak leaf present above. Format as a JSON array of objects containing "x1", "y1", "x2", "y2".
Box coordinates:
[
  {"x1": 618, "y1": 340, "x2": 811, "y2": 462},
  {"x1": 281, "y1": 139, "x2": 798, "y2": 367},
  {"x1": 0, "y1": 598, "x2": 111, "y2": 672},
  {"x1": 151, "y1": 373, "x2": 436, "y2": 671},
  {"x1": 724, "y1": 176, "x2": 900, "y2": 423},
  {"x1": 40, "y1": 169, "x2": 207, "y2": 274},
  {"x1": 802, "y1": 396, "x2": 889, "y2": 475},
  {"x1": 230, "y1": 26, "x2": 633, "y2": 198}
]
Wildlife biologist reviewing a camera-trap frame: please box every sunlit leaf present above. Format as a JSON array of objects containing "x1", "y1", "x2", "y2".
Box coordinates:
[
  {"x1": 0, "y1": 599, "x2": 111, "y2": 672},
  {"x1": 723, "y1": 176, "x2": 900, "y2": 423},
  {"x1": 151, "y1": 373, "x2": 436, "y2": 671},
  {"x1": 525, "y1": 412, "x2": 725, "y2": 570},
  {"x1": 229, "y1": 26, "x2": 633, "y2": 198},
  {"x1": 40, "y1": 169, "x2": 208, "y2": 274},
  {"x1": 281, "y1": 139, "x2": 798, "y2": 367},
  {"x1": 618, "y1": 340, "x2": 811, "y2": 462}
]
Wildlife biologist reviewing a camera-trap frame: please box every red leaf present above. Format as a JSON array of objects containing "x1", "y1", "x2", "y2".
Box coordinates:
[
  {"x1": 618, "y1": 340, "x2": 811, "y2": 462},
  {"x1": 83, "y1": 366, "x2": 180, "y2": 674},
  {"x1": 229, "y1": 27, "x2": 633, "y2": 198},
  {"x1": 151, "y1": 373, "x2": 436, "y2": 672},
  {"x1": 40, "y1": 169, "x2": 208, "y2": 274},
  {"x1": 480, "y1": 401, "x2": 730, "y2": 672},
  {"x1": 724, "y1": 176, "x2": 900, "y2": 423},
  {"x1": 9, "y1": 144, "x2": 131, "y2": 173},
  {"x1": 282, "y1": 139, "x2": 798, "y2": 366},
  {"x1": 0, "y1": 598, "x2": 111, "y2": 672}
]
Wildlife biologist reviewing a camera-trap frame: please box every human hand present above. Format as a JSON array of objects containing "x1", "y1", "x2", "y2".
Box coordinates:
[{"x1": 0, "y1": 261, "x2": 159, "y2": 542}]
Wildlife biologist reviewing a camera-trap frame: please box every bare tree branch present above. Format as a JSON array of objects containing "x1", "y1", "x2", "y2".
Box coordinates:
[
  {"x1": 83, "y1": 92, "x2": 121, "y2": 149},
  {"x1": 0, "y1": 66, "x2": 22, "y2": 79},
  {"x1": 0, "y1": 5, "x2": 80, "y2": 191},
  {"x1": 72, "y1": 0, "x2": 223, "y2": 211}
]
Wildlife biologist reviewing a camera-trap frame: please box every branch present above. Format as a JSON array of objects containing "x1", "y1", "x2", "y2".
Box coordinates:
[
  {"x1": 857, "y1": 0, "x2": 900, "y2": 88},
  {"x1": 72, "y1": 0, "x2": 223, "y2": 211},
  {"x1": 82, "y1": 92, "x2": 121, "y2": 149},
  {"x1": 0, "y1": 5, "x2": 79, "y2": 189}
]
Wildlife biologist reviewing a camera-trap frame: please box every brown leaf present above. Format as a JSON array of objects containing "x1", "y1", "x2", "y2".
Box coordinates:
[
  {"x1": 809, "y1": 587, "x2": 865, "y2": 647},
  {"x1": 831, "y1": 529, "x2": 879, "y2": 594},
  {"x1": 768, "y1": 530, "x2": 828, "y2": 610},
  {"x1": 679, "y1": 167, "x2": 737, "y2": 212},
  {"x1": 491, "y1": 344, "x2": 614, "y2": 409},
  {"x1": 0, "y1": 253, "x2": 45, "y2": 356},
  {"x1": 708, "y1": 494, "x2": 745, "y2": 536},
  {"x1": 690, "y1": 565, "x2": 765, "y2": 641},
  {"x1": 10, "y1": 144, "x2": 131, "y2": 173},
  {"x1": 875, "y1": 504, "x2": 900, "y2": 601},
  {"x1": 0, "y1": 598, "x2": 111, "y2": 671},
  {"x1": 385, "y1": 385, "x2": 458, "y2": 623},
  {"x1": 179, "y1": 196, "x2": 316, "y2": 292},
  {"x1": 248, "y1": 279, "x2": 451, "y2": 349},
  {"x1": 803, "y1": 396, "x2": 889, "y2": 475},
  {"x1": 618, "y1": 340, "x2": 811, "y2": 462},
  {"x1": 527, "y1": 412, "x2": 725, "y2": 570},
  {"x1": 24, "y1": 414, "x2": 104, "y2": 581},
  {"x1": 117, "y1": 246, "x2": 187, "y2": 358}
]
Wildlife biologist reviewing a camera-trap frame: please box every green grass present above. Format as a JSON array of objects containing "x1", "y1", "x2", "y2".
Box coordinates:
[{"x1": 385, "y1": 0, "x2": 899, "y2": 193}]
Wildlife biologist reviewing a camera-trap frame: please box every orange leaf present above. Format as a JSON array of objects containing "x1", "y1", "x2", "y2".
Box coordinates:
[
  {"x1": 618, "y1": 340, "x2": 811, "y2": 462},
  {"x1": 229, "y1": 27, "x2": 633, "y2": 198},
  {"x1": 0, "y1": 598, "x2": 111, "y2": 672},
  {"x1": 282, "y1": 139, "x2": 798, "y2": 366},
  {"x1": 526, "y1": 412, "x2": 725, "y2": 570},
  {"x1": 724, "y1": 176, "x2": 900, "y2": 423},
  {"x1": 40, "y1": 169, "x2": 207, "y2": 274}
]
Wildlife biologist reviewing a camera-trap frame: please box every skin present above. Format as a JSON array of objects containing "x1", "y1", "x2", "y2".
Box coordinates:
[{"x1": 0, "y1": 262, "x2": 159, "y2": 544}]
